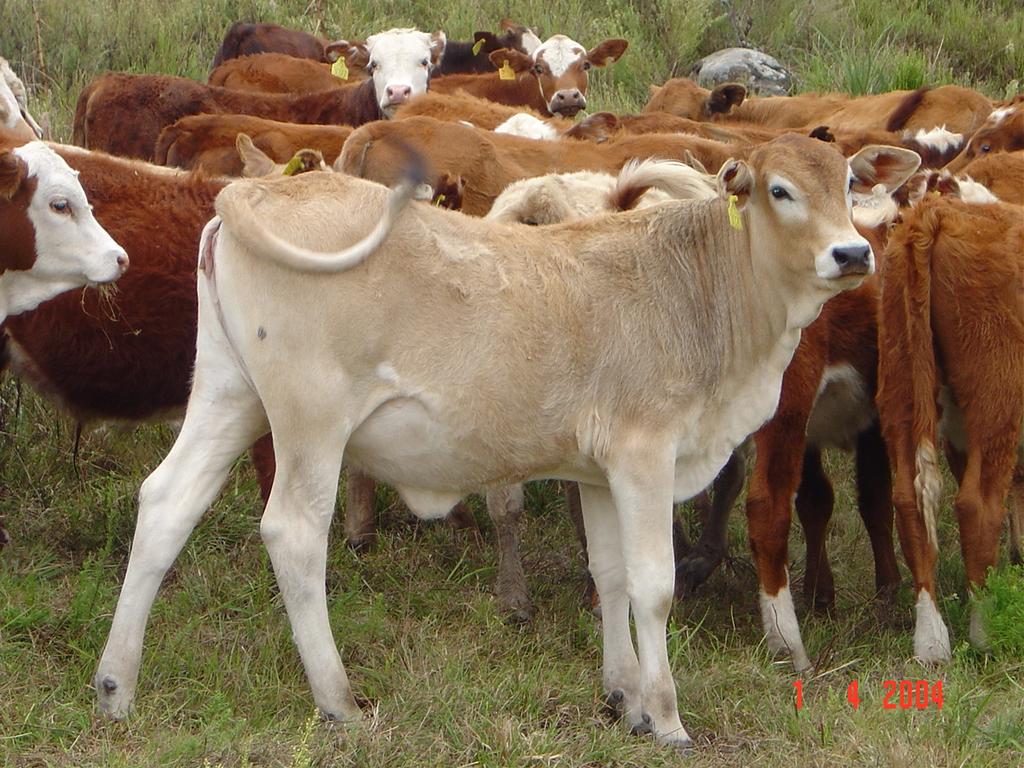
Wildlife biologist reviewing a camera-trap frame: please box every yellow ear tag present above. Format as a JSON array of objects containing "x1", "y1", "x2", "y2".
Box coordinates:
[
  {"x1": 434, "y1": 193, "x2": 446, "y2": 206},
  {"x1": 282, "y1": 156, "x2": 304, "y2": 177},
  {"x1": 331, "y1": 58, "x2": 349, "y2": 81},
  {"x1": 472, "y1": 38, "x2": 485, "y2": 56},
  {"x1": 727, "y1": 194, "x2": 743, "y2": 230},
  {"x1": 499, "y1": 60, "x2": 516, "y2": 80}
]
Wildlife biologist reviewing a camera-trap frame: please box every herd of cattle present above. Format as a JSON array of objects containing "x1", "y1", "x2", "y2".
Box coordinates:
[{"x1": 1, "y1": 17, "x2": 1022, "y2": 750}]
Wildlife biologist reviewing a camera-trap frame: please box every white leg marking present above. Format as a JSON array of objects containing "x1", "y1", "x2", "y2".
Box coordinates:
[
  {"x1": 758, "y1": 579, "x2": 812, "y2": 672},
  {"x1": 913, "y1": 588, "x2": 951, "y2": 663}
]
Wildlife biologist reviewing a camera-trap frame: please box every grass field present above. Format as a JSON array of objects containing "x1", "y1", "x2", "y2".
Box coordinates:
[{"x1": 1, "y1": 1, "x2": 1023, "y2": 766}]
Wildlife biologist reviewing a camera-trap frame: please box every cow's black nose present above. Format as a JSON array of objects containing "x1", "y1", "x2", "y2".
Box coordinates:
[{"x1": 832, "y1": 244, "x2": 872, "y2": 275}]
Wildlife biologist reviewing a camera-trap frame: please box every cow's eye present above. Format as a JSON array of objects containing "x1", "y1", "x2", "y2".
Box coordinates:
[
  {"x1": 366, "y1": 61, "x2": 377, "y2": 73},
  {"x1": 582, "y1": 61, "x2": 592, "y2": 70},
  {"x1": 770, "y1": 185, "x2": 792, "y2": 200},
  {"x1": 420, "y1": 58, "x2": 429, "y2": 67},
  {"x1": 50, "y1": 198, "x2": 71, "y2": 215},
  {"x1": 980, "y1": 143, "x2": 991, "y2": 153},
  {"x1": 533, "y1": 64, "x2": 543, "y2": 74}
]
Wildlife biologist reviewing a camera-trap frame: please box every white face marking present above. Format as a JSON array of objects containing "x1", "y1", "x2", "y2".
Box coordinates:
[
  {"x1": 365, "y1": 29, "x2": 438, "y2": 117},
  {"x1": 532, "y1": 34, "x2": 586, "y2": 76},
  {"x1": 1, "y1": 142, "x2": 127, "y2": 318},
  {"x1": 494, "y1": 113, "x2": 559, "y2": 140},
  {"x1": 758, "y1": 581, "x2": 812, "y2": 672},
  {"x1": 913, "y1": 588, "x2": 951, "y2": 663},
  {"x1": 956, "y1": 177, "x2": 1001, "y2": 203},
  {"x1": 910, "y1": 125, "x2": 963, "y2": 153},
  {"x1": 989, "y1": 106, "x2": 1013, "y2": 125}
]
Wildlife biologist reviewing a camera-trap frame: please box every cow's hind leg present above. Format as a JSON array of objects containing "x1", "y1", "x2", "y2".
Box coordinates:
[
  {"x1": 486, "y1": 483, "x2": 532, "y2": 622},
  {"x1": 96, "y1": 356, "x2": 267, "y2": 718},
  {"x1": 261, "y1": 413, "x2": 359, "y2": 721}
]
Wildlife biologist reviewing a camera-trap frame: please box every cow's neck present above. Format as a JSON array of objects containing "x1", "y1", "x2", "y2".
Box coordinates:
[
  {"x1": 304, "y1": 78, "x2": 380, "y2": 125},
  {"x1": 0, "y1": 270, "x2": 83, "y2": 321}
]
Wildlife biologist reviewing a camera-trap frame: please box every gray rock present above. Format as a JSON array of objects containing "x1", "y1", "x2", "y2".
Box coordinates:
[{"x1": 691, "y1": 48, "x2": 792, "y2": 96}]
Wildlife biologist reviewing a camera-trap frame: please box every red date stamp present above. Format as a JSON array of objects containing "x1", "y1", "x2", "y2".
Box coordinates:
[{"x1": 793, "y1": 679, "x2": 943, "y2": 710}]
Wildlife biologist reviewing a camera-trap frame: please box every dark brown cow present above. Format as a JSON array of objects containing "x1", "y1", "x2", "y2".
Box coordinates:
[
  {"x1": 212, "y1": 22, "x2": 329, "y2": 66},
  {"x1": 876, "y1": 197, "x2": 1023, "y2": 663},
  {"x1": 155, "y1": 114, "x2": 352, "y2": 176}
]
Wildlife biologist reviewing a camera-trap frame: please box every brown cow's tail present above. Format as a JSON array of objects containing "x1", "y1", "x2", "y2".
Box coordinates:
[
  {"x1": 881, "y1": 203, "x2": 944, "y2": 553},
  {"x1": 885, "y1": 86, "x2": 933, "y2": 133},
  {"x1": 153, "y1": 122, "x2": 186, "y2": 167},
  {"x1": 71, "y1": 79, "x2": 97, "y2": 147}
]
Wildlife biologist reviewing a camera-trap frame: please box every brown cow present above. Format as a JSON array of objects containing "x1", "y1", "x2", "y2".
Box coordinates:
[
  {"x1": 74, "y1": 28, "x2": 444, "y2": 160},
  {"x1": 155, "y1": 114, "x2": 352, "y2": 176},
  {"x1": 212, "y1": 21, "x2": 329, "y2": 66},
  {"x1": 957, "y1": 150, "x2": 1024, "y2": 204},
  {"x1": 209, "y1": 52, "x2": 362, "y2": 94},
  {"x1": 338, "y1": 115, "x2": 741, "y2": 215},
  {"x1": 876, "y1": 197, "x2": 1023, "y2": 663},
  {"x1": 644, "y1": 79, "x2": 993, "y2": 135}
]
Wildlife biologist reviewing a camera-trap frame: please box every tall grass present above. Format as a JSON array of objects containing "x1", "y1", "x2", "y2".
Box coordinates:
[{"x1": 2, "y1": 0, "x2": 1022, "y2": 139}]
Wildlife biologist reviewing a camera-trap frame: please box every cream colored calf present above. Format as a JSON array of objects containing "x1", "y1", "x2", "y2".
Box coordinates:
[{"x1": 95, "y1": 135, "x2": 874, "y2": 749}]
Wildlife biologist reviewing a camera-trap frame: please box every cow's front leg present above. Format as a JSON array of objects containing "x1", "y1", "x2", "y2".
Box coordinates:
[{"x1": 606, "y1": 441, "x2": 691, "y2": 750}]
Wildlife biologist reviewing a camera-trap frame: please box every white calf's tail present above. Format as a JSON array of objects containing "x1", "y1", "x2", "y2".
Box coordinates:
[
  {"x1": 914, "y1": 438, "x2": 942, "y2": 553},
  {"x1": 609, "y1": 158, "x2": 718, "y2": 211},
  {"x1": 217, "y1": 155, "x2": 425, "y2": 274}
]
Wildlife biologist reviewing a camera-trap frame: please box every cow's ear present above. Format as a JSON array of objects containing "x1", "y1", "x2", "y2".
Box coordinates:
[
  {"x1": 325, "y1": 40, "x2": 369, "y2": 70},
  {"x1": 236, "y1": 134, "x2": 276, "y2": 178},
  {"x1": 717, "y1": 158, "x2": 753, "y2": 209},
  {"x1": 848, "y1": 145, "x2": 922, "y2": 193},
  {"x1": 0, "y1": 150, "x2": 24, "y2": 200},
  {"x1": 472, "y1": 31, "x2": 498, "y2": 51},
  {"x1": 707, "y1": 83, "x2": 746, "y2": 115},
  {"x1": 429, "y1": 31, "x2": 447, "y2": 67},
  {"x1": 586, "y1": 39, "x2": 628, "y2": 67},
  {"x1": 488, "y1": 48, "x2": 534, "y2": 73},
  {"x1": 563, "y1": 112, "x2": 619, "y2": 142}
]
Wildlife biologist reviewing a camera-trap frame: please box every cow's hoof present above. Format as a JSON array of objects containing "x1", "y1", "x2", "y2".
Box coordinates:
[
  {"x1": 95, "y1": 674, "x2": 132, "y2": 720},
  {"x1": 675, "y1": 547, "x2": 724, "y2": 595},
  {"x1": 660, "y1": 734, "x2": 696, "y2": 753},
  {"x1": 603, "y1": 689, "x2": 626, "y2": 721},
  {"x1": 629, "y1": 712, "x2": 653, "y2": 736}
]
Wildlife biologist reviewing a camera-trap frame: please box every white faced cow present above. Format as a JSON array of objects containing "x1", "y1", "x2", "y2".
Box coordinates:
[
  {"x1": 331, "y1": 28, "x2": 446, "y2": 117},
  {"x1": 489, "y1": 34, "x2": 628, "y2": 117},
  {"x1": 0, "y1": 141, "x2": 127, "y2": 319},
  {"x1": 95, "y1": 135, "x2": 872, "y2": 750}
]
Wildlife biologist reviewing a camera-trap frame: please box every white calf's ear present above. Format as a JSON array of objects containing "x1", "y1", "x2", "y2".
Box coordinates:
[
  {"x1": 717, "y1": 158, "x2": 753, "y2": 209},
  {"x1": 848, "y1": 145, "x2": 922, "y2": 193}
]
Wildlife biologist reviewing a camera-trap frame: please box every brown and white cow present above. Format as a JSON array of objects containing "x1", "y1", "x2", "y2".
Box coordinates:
[
  {"x1": 428, "y1": 34, "x2": 627, "y2": 117},
  {"x1": 876, "y1": 197, "x2": 1023, "y2": 663},
  {"x1": 943, "y1": 100, "x2": 1024, "y2": 172},
  {"x1": 0, "y1": 141, "x2": 127, "y2": 320},
  {"x1": 95, "y1": 135, "x2": 873, "y2": 749},
  {"x1": 74, "y1": 28, "x2": 445, "y2": 160}
]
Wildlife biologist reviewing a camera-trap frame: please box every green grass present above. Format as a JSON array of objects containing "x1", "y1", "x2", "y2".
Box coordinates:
[{"x1": 2, "y1": 1, "x2": 1024, "y2": 765}]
